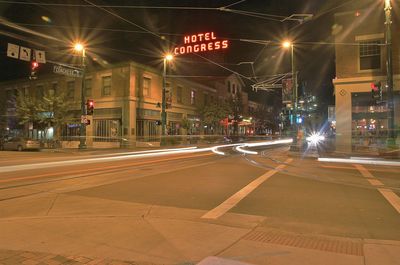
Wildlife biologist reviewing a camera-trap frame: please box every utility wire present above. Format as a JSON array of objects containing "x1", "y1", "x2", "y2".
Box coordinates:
[
  {"x1": 82, "y1": 0, "x2": 256, "y2": 83},
  {"x1": 221, "y1": 0, "x2": 247, "y2": 9}
]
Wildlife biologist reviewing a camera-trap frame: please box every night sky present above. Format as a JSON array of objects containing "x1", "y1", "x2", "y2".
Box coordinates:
[{"x1": 0, "y1": 0, "x2": 366, "y2": 105}]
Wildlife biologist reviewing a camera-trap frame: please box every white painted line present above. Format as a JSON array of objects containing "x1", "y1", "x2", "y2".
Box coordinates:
[
  {"x1": 202, "y1": 158, "x2": 293, "y2": 219},
  {"x1": 319, "y1": 157, "x2": 400, "y2": 166},
  {"x1": 354, "y1": 164, "x2": 400, "y2": 215},
  {"x1": 378, "y1": 188, "x2": 400, "y2": 214}
]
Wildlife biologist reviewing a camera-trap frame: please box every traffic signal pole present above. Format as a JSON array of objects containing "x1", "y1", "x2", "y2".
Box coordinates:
[
  {"x1": 162, "y1": 58, "x2": 167, "y2": 136},
  {"x1": 79, "y1": 49, "x2": 87, "y2": 149},
  {"x1": 384, "y1": 0, "x2": 396, "y2": 147}
]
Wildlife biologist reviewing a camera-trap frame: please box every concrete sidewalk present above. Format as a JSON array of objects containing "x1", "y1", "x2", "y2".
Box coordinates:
[{"x1": 1, "y1": 193, "x2": 400, "y2": 265}]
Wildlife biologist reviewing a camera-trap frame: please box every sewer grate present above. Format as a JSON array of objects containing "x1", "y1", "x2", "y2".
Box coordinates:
[{"x1": 243, "y1": 230, "x2": 364, "y2": 256}]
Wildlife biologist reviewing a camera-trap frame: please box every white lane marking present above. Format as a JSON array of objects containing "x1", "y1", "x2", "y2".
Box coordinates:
[
  {"x1": 354, "y1": 164, "x2": 400, "y2": 214},
  {"x1": 202, "y1": 158, "x2": 293, "y2": 219},
  {"x1": 319, "y1": 157, "x2": 400, "y2": 166},
  {"x1": 378, "y1": 188, "x2": 400, "y2": 214}
]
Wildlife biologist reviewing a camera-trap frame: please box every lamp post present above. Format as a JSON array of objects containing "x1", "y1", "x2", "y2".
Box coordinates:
[
  {"x1": 384, "y1": 0, "x2": 396, "y2": 147},
  {"x1": 162, "y1": 54, "x2": 173, "y2": 136},
  {"x1": 74, "y1": 42, "x2": 87, "y2": 149},
  {"x1": 283, "y1": 41, "x2": 299, "y2": 149}
]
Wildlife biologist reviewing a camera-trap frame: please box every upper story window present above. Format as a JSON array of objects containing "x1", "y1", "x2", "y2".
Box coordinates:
[
  {"x1": 142, "y1": 77, "x2": 151, "y2": 97},
  {"x1": 232, "y1": 84, "x2": 236, "y2": 94},
  {"x1": 359, "y1": 40, "x2": 381, "y2": 71},
  {"x1": 227, "y1": 81, "x2": 231, "y2": 93},
  {"x1": 36, "y1": 85, "x2": 44, "y2": 99},
  {"x1": 177, "y1": 86, "x2": 183, "y2": 104},
  {"x1": 190, "y1": 90, "x2": 196, "y2": 105},
  {"x1": 102, "y1": 76, "x2": 111, "y2": 96},
  {"x1": 49, "y1": 83, "x2": 57, "y2": 97},
  {"x1": 66, "y1": 81, "x2": 74, "y2": 99},
  {"x1": 85, "y1": 79, "x2": 92, "y2": 97},
  {"x1": 166, "y1": 82, "x2": 172, "y2": 104}
]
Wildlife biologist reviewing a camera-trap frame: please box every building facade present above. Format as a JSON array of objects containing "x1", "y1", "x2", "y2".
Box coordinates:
[
  {"x1": 0, "y1": 61, "x2": 259, "y2": 148},
  {"x1": 334, "y1": 4, "x2": 400, "y2": 152}
]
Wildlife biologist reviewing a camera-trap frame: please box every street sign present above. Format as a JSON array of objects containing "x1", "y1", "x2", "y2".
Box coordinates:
[
  {"x1": 19, "y1": 46, "x2": 31, "y2": 61},
  {"x1": 7, "y1": 43, "x2": 19, "y2": 59},
  {"x1": 53, "y1": 64, "x2": 83, "y2": 78},
  {"x1": 34, "y1": 50, "x2": 46, "y2": 63},
  {"x1": 81, "y1": 115, "x2": 90, "y2": 125}
]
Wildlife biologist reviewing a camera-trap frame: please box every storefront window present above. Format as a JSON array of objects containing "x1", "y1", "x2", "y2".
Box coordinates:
[{"x1": 352, "y1": 92, "x2": 387, "y2": 149}]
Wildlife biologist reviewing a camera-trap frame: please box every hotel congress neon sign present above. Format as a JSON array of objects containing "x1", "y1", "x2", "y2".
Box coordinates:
[{"x1": 174, "y1": 32, "x2": 229, "y2": 55}]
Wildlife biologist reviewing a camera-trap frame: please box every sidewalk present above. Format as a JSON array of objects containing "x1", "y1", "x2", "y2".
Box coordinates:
[{"x1": 1, "y1": 193, "x2": 400, "y2": 265}]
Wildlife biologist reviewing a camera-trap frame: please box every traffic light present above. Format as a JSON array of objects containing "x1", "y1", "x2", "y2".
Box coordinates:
[
  {"x1": 30, "y1": 61, "x2": 39, "y2": 80},
  {"x1": 371, "y1": 81, "x2": 382, "y2": 101},
  {"x1": 86, "y1": 99, "x2": 94, "y2": 115}
]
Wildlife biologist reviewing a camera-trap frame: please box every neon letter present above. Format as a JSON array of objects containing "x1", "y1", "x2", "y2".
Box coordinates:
[
  {"x1": 186, "y1": 45, "x2": 193, "y2": 53},
  {"x1": 211, "y1": 32, "x2": 217, "y2": 40},
  {"x1": 200, "y1": 43, "x2": 207, "y2": 51},
  {"x1": 191, "y1": 35, "x2": 197, "y2": 43},
  {"x1": 194, "y1": 45, "x2": 200, "y2": 52},
  {"x1": 214, "y1": 41, "x2": 221, "y2": 49},
  {"x1": 174, "y1": 47, "x2": 179, "y2": 55},
  {"x1": 184, "y1": 36, "x2": 190, "y2": 44},
  {"x1": 180, "y1": 47, "x2": 186, "y2": 54},
  {"x1": 198, "y1": 33, "x2": 204, "y2": 42},
  {"x1": 222, "y1": 40, "x2": 228, "y2": 49},
  {"x1": 205, "y1": 32, "x2": 210, "y2": 41},
  {"x1": 207, "y1": 42, "x2": 213, "y2": 51}
]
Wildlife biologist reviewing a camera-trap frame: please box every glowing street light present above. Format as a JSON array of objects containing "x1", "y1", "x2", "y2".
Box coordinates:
[
  {"x1": 282, "y1": 40, "x2": 299, "y2": 150},
  {"x1": 282, "y1": 41, "x2": 292, "y2": 49},
  {"x1": 162, "y1": 53, "x2": 174, "y2": 137},
  {"x1": 73, "y1": 41, "x2": 87, "y2": 149}
]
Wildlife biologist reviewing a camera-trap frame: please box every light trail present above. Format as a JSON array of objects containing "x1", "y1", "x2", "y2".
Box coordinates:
[
  {"x1": 318, "y1": 157, "x2": 400, "y2": 167},
  {"x1": 0, "y1": 139, "x2": 293, "y2": 173}
]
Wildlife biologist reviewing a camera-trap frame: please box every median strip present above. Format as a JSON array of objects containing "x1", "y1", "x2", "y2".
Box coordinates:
[{"x1": 202, "y1": 158, "x2": 293, "y2": 219}]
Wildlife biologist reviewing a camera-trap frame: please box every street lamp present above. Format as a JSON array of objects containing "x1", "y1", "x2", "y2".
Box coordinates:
[
  {"x1": 73, "y1": 42, "x2": 87, "y2": 149},
  {"x1": 162, "y1": 53, "x2": 173, "y2": 136},
  {"x1": 282, "y1": 40, "x2": 299, "y2": 150}
]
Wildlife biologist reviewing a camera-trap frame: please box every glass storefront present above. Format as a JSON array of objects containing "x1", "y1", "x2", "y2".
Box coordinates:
[{"x1": 351, "y1": 92, "x2": 388, "y2": 149}]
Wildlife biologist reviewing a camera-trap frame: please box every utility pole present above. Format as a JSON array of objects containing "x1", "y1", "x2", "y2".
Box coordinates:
[{"x1": 384, "y1": 0, "x2": 396, "y2": 147}]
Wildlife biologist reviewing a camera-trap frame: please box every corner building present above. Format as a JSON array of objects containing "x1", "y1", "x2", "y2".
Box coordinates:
[{"x1": 333, "y1": 3, "x2": 400, "y2": 152}]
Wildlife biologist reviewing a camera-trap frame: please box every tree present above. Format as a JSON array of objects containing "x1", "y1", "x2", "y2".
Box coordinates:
[
  {"x1": 16, "y1": 91, "x2": 71, "y2": 140},
  {"x1": 199, "y1": 101, "x2": 231, "y2": 134},
  {"x1": 39, "y1": 91, "x2": 72, "y2": 140},
  {"x1": 229, "y1": 92, "x2": 244, "y2": 135}
]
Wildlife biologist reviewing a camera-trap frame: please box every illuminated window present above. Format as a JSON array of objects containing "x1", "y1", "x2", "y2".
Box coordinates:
[
  {"x1": 143, "y1": 77, "x2": 151, "y2": 97},
  {"x1": 190, "y1": 90, "x2": 196, "y2": 105},
  {"x1": 177, "y1": 86, "x2": 183, "y2": 103},
  {"x1": 359, "y1": 40, "x2": 381, "y2": 70},
  {"x1": 102, "y1": 76, "x2": 111, "y2": 96}
]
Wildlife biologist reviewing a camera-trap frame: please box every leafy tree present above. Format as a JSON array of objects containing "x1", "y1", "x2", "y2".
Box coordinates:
[
  {"x1": 199, "y1": 101, "x2": 231, "y2": 134},
  {"x1": 180, "y1": 117, "x2": 192, "y2": 134},
  {"x1": 229, "y1": 92, "x2": 244, "y2": 135},
  {"x1": 16, "y1": 91, "x2": 71, "y2": 140}
]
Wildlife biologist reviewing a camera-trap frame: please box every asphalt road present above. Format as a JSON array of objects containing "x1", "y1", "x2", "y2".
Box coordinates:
[{"x1": 0, "y1": 144, "x2": 399, "y2": 264}]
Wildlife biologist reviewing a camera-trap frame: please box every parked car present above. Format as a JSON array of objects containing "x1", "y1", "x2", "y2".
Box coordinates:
[{"x1": 0, "y1": 137, "x2": 40, "y2": 151}]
